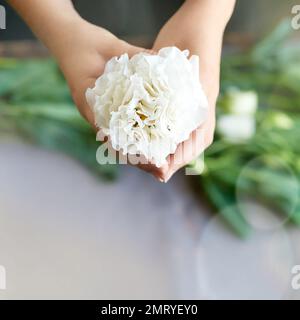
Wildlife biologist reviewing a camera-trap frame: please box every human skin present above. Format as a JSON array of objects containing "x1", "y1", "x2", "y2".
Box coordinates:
[
  {"x1": 153, "y1": 0, "x2": 236, "y2": 181},
  {"x1": 8, "y1": 0, "x2": 235, "y2": 182}
]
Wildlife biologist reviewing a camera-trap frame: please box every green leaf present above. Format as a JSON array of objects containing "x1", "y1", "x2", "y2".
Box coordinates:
[
  {"x1": 252, "y1": 19, "x2": 293, "y2": 63},
  {"x1": 202, "y1": 178, "x2": 252, "y2": 238}
]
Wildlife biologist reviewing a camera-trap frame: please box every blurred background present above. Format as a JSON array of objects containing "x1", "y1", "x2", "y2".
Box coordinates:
[
  {"x1": 1, "y1": 0, "x2": 298, "y2": 41},
  {"x1": 1, "y1": 0, "x2": 300, "y2": 299}
]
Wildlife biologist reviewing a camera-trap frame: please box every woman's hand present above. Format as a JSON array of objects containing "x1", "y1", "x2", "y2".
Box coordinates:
[
  {"x1": 152, "y1": 0, "x2": 235, "y2": 181},
  {"x1": 9, "y1": 0, "x2": 235, "y2": 182},
  {"x1": 9, "y1": 0, "x2": 167, "y2": 180},
  {"x1": 56, "y1": 20, "x2": 149, "y2": 126},
  {"x1": 56, "y1": 20, "x2": 170, "y2": 180}
]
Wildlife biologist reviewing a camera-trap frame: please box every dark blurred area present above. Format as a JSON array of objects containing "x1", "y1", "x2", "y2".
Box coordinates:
[{"x1": 0, "y1": 0, "x2": 297, "y2": 43}]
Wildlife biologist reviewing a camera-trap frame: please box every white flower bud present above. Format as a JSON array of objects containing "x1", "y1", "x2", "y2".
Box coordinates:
[
  {"x1": 217, "y1": 114, "x2": 256, "y2": 143},
  {"x1": 227, "y1": 89, "x2": 258, "y2": 116}
]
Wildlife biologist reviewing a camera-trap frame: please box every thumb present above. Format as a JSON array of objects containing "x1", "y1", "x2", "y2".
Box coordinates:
[{"x1": 126, "y1": 45, "x2": 157, "y2": 58}]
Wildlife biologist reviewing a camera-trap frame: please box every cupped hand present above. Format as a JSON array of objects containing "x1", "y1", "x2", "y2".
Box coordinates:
[
  {"x1": 58, "y1": 17, "x2": 219, "y2": 182},
  {"x1": 56, "y1": 20, "x2": 147, "y2": 125},
  {"x1": 56, "y1": 19, "x2": 168, "y2": 180},
  {"x1": 152, "y1": 1, "x2": 222, "y2": 182}
]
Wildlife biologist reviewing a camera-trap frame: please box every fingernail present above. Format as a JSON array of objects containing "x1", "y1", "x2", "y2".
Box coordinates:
[
  {"x1": 164, "y1": 172, "x2": 173, "y2": 183},
  {"x1": 153, "y1": 174, "x2": 164, "y2": 183}
]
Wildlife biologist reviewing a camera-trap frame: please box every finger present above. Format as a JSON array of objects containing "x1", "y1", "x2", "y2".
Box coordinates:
[
  {"x1": 127, "y1": 45, "x2": 157, "y2": 57},
  {"x1": 164, "y1": 126, "x2": 208, "y2": 181},
  {"x1": 83, "y1": 107, "x2": 97, "y2": 131},
  {"x1": 152, "y1": 163, "x2": 169, "y2": 182},
  {"x1": 137, "y1": 162, "x2": 169, "y2": 182},
  {"x1": 79, "y1": 77, "x2": 100, "y2": 130},
  {"x1": 74, "y1": 91, "x2": 95, "y2": 128}
]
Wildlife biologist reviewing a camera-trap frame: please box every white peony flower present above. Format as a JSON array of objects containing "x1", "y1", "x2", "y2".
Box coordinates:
[
  {"x1": 217, "y1": 114, "x2": 256, "y2": 143},
  {"x1": 86, "y1": 47, "x2": 208, "y2": 167}
]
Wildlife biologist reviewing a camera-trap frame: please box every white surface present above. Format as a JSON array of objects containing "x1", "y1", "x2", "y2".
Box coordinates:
[
  {"x1": 0, "y1": 140, "x2": 205, "y2": 299},
  {"x1": 197, "y1": 215, "x2": 295, "y2": 300},
  {"x1": 0, "y1": 140, "x2": 300, "y2": 299}
]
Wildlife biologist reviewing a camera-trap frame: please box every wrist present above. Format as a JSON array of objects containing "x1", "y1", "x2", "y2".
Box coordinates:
[
  {"x1": 42, "y1": 14, "x2": 86, "y2": 60},
  {"x1": 9, "y1": 0, "x2": 85, "y2": 60},
  {"x1": 184, "y1": 0, "x2": 235, "y2": 32}
]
